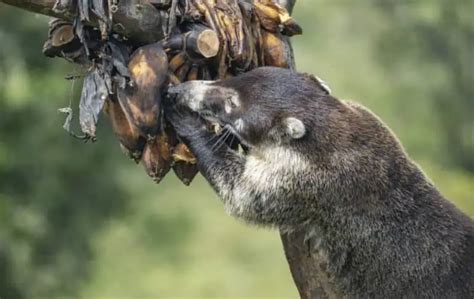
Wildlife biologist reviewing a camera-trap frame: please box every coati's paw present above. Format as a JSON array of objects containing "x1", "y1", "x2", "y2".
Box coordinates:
[{"x1": 164, "y1": 103, "x2": 207, "y2": 139}]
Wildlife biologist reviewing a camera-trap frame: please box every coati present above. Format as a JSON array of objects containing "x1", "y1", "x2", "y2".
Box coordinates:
[{"x1": 165, "y1": 67, "x2": 474, "y2": 298}]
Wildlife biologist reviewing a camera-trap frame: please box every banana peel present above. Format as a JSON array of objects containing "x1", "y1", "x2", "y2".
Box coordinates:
[
  {"x1": 117, "y1": 42, "x2": 168, "y2": 140},
  {"x1": 172, "y1": 143, "x2": 197, "y2": 164},
  {"x1": 103, "y1": 97, "x2": 145, "y2": 162},
  {"x1": 261, "y1": 30, "x2": 290, "y2": 68},
  {"x1": 173, "y1": 162, "x2": 199, "y2": 186},
  {"x1": 172, "y1": 143, "x2": 199, "y2": 186},
  {"x1": 253, "y1": 0, "x2": 302, "y2": 36},
  {"x1": 141, "y1": 131, "x2": 173, "y2": 183}
]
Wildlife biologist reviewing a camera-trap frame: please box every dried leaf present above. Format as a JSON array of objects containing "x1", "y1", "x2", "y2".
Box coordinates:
[
  {"x1": 58, "y1": 107, "x2": 74, "y2": 134},
  {"x1": 79, "y1": 69, "x2": 108, "y2": 139},
  {"x1": 58, "y1": 107, "x2": 88, "y2": 140},
  {"x1": 91, "y1": 0, "x2": 111, "y2": 39}
]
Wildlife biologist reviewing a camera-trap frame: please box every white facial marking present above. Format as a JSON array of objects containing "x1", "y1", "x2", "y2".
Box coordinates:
[
  {"x1": 285, "y1": 117, "x2": 306, "y2": 139},
  {"x1": 224, "y1": 93, "x2": 240, "y2": 114},
  {"x1": 230, "y1": 94, "x2": 241, "y2": 107},
  {"x1": 218, "y1": 146, "x2": 311, "y2": 220},
  {"x1": 225, "y1": 102, "x2": 232, "y2": 114},
  {"x1": 175, "y1": 81, "x2": 212, "y2": 111},
  {"x1": 234, "y1": 118, "x2": 245, "y2": 132}
]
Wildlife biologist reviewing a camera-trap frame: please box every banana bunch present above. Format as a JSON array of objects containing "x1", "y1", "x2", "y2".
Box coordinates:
[
  {"x1": 48, "y1": 0, "x2": 301, "y2": 186},
  {"x1": 111, "y1": 40, "x2": 201, "y2": 185}
]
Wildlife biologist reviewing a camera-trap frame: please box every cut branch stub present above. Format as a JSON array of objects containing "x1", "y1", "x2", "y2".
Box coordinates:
[
  {"x1": 189, "y1": 29, "x2": 220, "y2": 58},
  {"x1": 164, "y1": 27, "x2": 220, "y2": 60},
  {"x1": 51, "y1": 23, "x2": 75, "y2": 46}
]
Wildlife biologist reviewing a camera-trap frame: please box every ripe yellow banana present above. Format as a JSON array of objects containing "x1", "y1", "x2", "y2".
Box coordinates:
[
  {"x1": 175, "y1": 61, "x2": 192, "y2": 82},
  {"x1": 169, "y1": 52, "x2": 187, "y2": 73},
  {"x1": 187, "y1": 65, "x2": 200, "y2": 81}
]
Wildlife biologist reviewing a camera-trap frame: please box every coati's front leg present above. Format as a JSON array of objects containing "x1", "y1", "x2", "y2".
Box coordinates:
[{"x1": 165, "y1": 105, "x2": 245, "y2": 197}]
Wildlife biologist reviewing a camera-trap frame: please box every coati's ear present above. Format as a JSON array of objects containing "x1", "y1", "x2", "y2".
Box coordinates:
[{"x1": 284, "y1": 117, "x2": 306, "y2": 139}]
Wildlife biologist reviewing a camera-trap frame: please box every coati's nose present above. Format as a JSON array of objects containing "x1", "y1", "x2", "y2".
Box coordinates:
[{"x1": 167, "y1": 80, "x2": 213, "y2": 111}]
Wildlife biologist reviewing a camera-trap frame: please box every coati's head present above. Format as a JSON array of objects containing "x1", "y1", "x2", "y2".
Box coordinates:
[{"x1": 168, "y1": 67, "x2": 338, "y2": 151}]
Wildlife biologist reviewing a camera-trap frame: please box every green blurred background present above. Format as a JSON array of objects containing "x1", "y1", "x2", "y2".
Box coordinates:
[{"x1": 0, "y1": 0, "x2": 472, "y2": 297}]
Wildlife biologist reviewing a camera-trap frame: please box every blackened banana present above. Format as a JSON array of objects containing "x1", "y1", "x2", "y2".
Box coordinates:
[
  {"x1": 103, "y1": 96, "x2": 145, "y2": 162},
  {"x1": 117, "y1": 42, "x2": 168, "y2": 140},
  {"x1": 141, "y1": 132, "x2": 173, "y2": 183}
]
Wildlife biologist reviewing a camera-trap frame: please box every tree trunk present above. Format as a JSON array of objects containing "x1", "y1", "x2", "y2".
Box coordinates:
[{"x1": 0, "y1": 0, "x2": 339, "y2": 297}]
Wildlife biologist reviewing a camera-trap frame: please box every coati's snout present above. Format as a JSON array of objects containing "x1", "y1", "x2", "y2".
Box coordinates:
[
  {"x1": 168, "y1": 80, "x2": 214, "y2": 112},
  {"x1": 168, "y1": 80, "x2": 250, "y2": 145}
]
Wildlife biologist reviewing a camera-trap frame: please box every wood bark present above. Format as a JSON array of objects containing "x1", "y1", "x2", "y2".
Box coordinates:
[
  {"x1": 0, "y1": 0, "x2": 338, "y2": 297},
  {"x1": 1, "y1": 0, "x2": 165, "y2": 44}
]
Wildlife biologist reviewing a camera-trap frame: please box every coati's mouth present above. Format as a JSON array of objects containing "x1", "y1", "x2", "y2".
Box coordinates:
[{"x1": 199, "y1": 113, "x2": 251, "y2": 155}]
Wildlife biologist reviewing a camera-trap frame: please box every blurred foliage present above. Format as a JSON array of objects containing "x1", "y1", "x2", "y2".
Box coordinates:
[
  {"x1": 375, "y1": 0, "x2": 474, "y2": 172},
  {"x1": 0, "y1": 9, "x2": 130, "y2": 298},
  {"x1": 0, "y1": 1, "x2": 472, "y2": 298}
]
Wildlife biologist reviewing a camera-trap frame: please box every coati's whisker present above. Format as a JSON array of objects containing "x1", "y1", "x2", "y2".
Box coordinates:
[
  {"x1": 206, "y1": 131, "x2": 223, "y2": 146},
  {"x1": 228, "y1": 131, "x2": 236, "y2": 149},
  {"x1": 213, "y1": 129, "x2": 231, "y2": 151},
  {"x1": 210, "y1": 129, "x2": 231, "y2": 153}
]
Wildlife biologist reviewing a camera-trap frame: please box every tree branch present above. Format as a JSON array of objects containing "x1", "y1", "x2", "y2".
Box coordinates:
[{"x1": 0, "y1": 0, "x2": 165, "y2": 44}]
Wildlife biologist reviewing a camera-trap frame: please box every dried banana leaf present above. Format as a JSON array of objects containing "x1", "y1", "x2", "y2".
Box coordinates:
[{"x1": 79, "y1": 68, "x2": 109, "y2": 139}]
